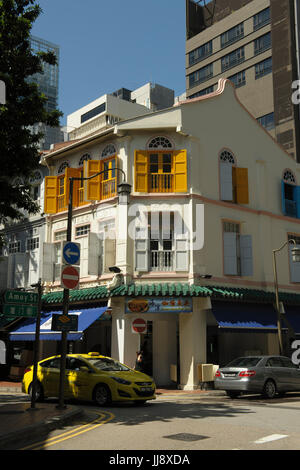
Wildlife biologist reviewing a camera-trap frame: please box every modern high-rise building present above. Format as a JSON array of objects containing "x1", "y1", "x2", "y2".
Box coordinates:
[
  {"x1": 186, "y1": 0, "x2": 300, "y2": 161},
  {"x1": 30, "y1": 35, "x2": 63, "y2": 150}
]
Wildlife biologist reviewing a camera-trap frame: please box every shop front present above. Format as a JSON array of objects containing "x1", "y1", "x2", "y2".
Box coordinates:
[{"x1": 110, "y1": 294, "x2": 211, "y2": 390}]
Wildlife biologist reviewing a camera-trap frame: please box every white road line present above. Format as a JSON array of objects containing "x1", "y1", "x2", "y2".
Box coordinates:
[{"x1": 254, "y1": 434, "x2": 288, "y2": 444}]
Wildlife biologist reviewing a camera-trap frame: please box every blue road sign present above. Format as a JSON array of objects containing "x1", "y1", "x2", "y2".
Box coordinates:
[{"x1": 62, "y1": 241, "x2": 80, "y2": 266}]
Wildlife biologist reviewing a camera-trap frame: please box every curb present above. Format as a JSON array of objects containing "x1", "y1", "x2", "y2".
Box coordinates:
[{"x1": 0, "y1": 406, "x2": 84, "y2": 449}]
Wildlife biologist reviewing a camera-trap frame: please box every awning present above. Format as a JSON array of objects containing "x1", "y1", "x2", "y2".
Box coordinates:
[
  {"x1": 9, "y1": 307, "x2": 108, "y2": 341},
  {"x1": 210, "y1": 301, "x2": 278, "y2": 330},
  {"x1": 284, "y1": 306, "x2": 300, "y2": 334}
]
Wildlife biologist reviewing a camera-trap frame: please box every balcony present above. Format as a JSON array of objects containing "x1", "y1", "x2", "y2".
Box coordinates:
[
  {"x1": 149, "y1": 174, "x2": 174, "y2": 193},
  {"x1": 101, "y1": 178, "x2": 117, "y2": 199},
  {"x1": 150, "y1": 250, "x2": 174, "y2": 271}
]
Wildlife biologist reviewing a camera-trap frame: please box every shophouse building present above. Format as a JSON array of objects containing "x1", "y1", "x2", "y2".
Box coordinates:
[{"x1": 9, "y1": 79, "x2": 300, "y2": 389}]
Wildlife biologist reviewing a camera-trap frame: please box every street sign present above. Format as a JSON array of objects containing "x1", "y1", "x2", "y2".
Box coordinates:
[
  {"x1": 132, "y1": 318, "x2": 147, "y2": 334},
  {"x1": 61, "y1": 265, "x2": 80, "y2": 290},
  {"x1": 62, "y1": 241, "x2": 80, "y2": 266},
  {"x1": 3, "y1": 304, "x2": 38, "y2": 318},
  {"x1": 51, "y1": 314, "x2": 78, "y2": 332},
  {"x1": 4, "y1": 290, "x2": 38, "y2": 305}
]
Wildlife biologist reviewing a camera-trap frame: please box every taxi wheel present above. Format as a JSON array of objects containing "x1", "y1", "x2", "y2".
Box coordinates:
[
  {"x1": 93, "y1": 384, "x2": 112, "y2": 406},
  {"x1": 29, "y1": 382, "x2": 44, "y2": 402}
]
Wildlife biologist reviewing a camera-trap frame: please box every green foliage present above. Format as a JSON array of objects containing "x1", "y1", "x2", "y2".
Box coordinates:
[{"x1": 0, "y1": 0, "x2": 62, "y2": 223}]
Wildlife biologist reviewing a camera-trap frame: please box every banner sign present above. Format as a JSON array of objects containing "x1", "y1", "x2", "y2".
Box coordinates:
[{"x1": 125, "y1": 297, "x2": 193, "y2": 314}]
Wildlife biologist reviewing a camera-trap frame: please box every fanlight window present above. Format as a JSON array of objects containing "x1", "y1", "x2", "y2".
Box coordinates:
[
  {"x1": 283, "y1": 170, "x2": 296, "y2": 185},
  {"x1": 219, "y1": 150, "x2": 235, "y2": 164},
  {"x1": 79, "y1": 154, "x2": 91, "y2": 167},
  {"x1": 58, "y1": 161, "x2": 70, "y2": 174},
  {"x1": 102, "y1": 144, "x2": 116, "y2": 158},
  {"x1": 148, "y1": 136, "x2": 173, "y2": 149}
]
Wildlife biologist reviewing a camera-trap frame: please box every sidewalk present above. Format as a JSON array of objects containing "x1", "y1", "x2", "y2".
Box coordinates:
[{"x1": 0, "y1": 380, "x2": 224, "y2": 449}]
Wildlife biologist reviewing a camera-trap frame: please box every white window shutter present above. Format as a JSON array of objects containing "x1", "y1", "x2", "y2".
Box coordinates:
[
  {"x1": 28, "y1": 250, "x2": 39, "y2": 286},
  {"x1": 135, "y1": 226, "x2": 149, "y2": 272},
  {"x1": 0, "y1": 257, "x2": 8, "y2": 289},
  {"x1": 7, "y1": 254, "x2": 15, "y2": 288},
  {"x1": 80, "y1": 237, "x2": 88, "y2": 277},
  {"x1": 15, "y1": 252, "x2": 28, "y2": 288},
  {"x1": 240, "y1": 235, "x2": 253, "y2": 276},
  {"x1": 103, "y1": 236, "x2": 116, "y2": 273},
  {"x1": 289, "y1": 244, "x2": 300, "y2": 282},
  {"x1": 88, "y1": 232, "x2": 100, "y2": 276},
  {"x1": 42, "y1": 243, "x2": 55, "y2": 282},
  {"x1": 223, "y1": 232, "x2": 238, "y2": 275},
  {"x1": 175, "y1": 237, "x2": 189, "y2": 271},
  {"x1": 220, "y1": 162, "x2": 233, "y2": 201}
]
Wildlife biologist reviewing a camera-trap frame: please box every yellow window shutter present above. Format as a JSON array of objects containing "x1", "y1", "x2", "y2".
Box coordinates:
[
  {"x1": 44, "y1": 176, "x2": 58, "y2": 214},
  {"x1": 173, "y1": 150, "x2": 187, "y2": 193},
  {"x1": 233, "y1": 167, "x2": 249, "y2": 204},
  {"x1": 134, "y1": 151, "x2": 148, "y2": 192},
  {"x1": 84, "y1": 160, "x2": 101, "y2": 201},
  {"x1": 64, "y1": 168, "x2": 81, "y2": 207}
]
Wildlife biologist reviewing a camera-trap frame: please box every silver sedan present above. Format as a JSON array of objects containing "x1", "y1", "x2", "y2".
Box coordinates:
[{"x1": 214, "y1": 355, "x2": 300, "y2": 398}]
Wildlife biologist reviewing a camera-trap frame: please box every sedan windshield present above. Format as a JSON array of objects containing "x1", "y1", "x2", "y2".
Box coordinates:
[
  {"x1": 225, "y1": 357, "x2": 262, "y2": 368},
  {"x1": 87, "y1": 357, "x2": 130, "y2": 372}
]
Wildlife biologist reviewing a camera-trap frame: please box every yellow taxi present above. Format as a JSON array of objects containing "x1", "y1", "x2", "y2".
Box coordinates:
[{"x1": 22, "y1": 353, "x2": 156, "y2": 406}]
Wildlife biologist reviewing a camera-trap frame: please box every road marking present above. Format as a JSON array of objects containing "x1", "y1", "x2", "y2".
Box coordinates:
[
  {"x1": 20, "y1": 411, "x2": 115, "y2": 450},
  {"x1": 254, "y1": 434, "x2": 288, "y2": 444}
]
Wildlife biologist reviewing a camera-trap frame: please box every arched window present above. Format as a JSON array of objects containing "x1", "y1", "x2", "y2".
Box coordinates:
[
  {"x1": 283, "y1": 169, "x2": 296, "y2": 185},
  {"x1": 101, "y1": 144, "x2": 116, "y2": 158},
  {"x1": 78, "y1": 153, "x2": 91, "y2": 167},
  {"x1": 219, "y1": 149, "x2": 236, "y2": 165},
  {"x1": 57, "y1": 161, "x2": 69, "y2": 174},
  {"x1": 147, "y1": 136, "x2": 173, "y2": 149}
]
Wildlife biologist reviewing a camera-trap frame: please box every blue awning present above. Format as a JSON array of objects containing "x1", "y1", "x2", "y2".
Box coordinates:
[
  {"x1": 9, "y1": 307, "x2": 108, "y2": 341},
  {"x1": 211, "y1": 301, "x2": 278, "y2": 330},
  {"x1": 284, "y1": 306, "x2": 300, "y2": 334}
]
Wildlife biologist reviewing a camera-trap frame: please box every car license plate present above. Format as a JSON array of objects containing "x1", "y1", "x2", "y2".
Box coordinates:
[
  {"x1": 141, "y1": 387, "x2": 152, "y2": 392},
  {"x1": 224, "y1": 373, "x2": 236, "y2": 377}
]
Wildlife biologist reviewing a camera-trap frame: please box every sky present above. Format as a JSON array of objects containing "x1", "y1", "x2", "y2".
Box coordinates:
[{"x1": 31, "y1": 0, "x2": 186, "y2": 125}]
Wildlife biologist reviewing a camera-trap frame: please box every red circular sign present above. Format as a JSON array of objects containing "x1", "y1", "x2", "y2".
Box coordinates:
[
  {"x1": 132, "y1": 318, "x2": 147, "y2": 334},
  {"x1": 61, "y1": 265, "x2": 80, "y2": 290}
]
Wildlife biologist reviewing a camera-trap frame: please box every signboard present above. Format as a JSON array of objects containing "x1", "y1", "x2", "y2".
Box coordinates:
[
  {"x1": 51, "y1": 314, "x2": 78, "y2": 332},
  {"x1": 4, "y1": 290, "x2": 38, "y2": 305},
  {"x1": 61, "y1": 265, "x2": 80, "y2": 290},
  {"x1": 3, "y1": 304, "x2": 38, "y2": 318},
  {"x1": 62, "y1": 241, "x2": 80, "y2": 266},
  {"x1": 126, "y1": 297, "x2": 193, "y2": 314},
  {"x1": 132, "y1": 318, "x2": 147, "y2": 334}
]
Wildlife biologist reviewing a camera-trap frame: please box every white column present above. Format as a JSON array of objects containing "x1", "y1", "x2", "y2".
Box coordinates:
[{"x1": 179, "y1": 297, "x2": 211, "y2": 390}]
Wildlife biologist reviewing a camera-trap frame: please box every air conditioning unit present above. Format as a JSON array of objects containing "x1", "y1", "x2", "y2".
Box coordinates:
[{"x1": 197, "y1": 364, "x2": 219, "y2": 382}]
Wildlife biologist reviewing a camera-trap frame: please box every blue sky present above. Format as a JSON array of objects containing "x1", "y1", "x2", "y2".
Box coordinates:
[{"x1": 31, "y1": 0, "x2": 186, "y2": 125}]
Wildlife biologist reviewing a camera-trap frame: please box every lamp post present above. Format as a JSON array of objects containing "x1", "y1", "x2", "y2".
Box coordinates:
[
  {"x1": 272, "y1": 239, "x2": 300, "y2": 355},
  {"x1": 57, "y1": 168, "x2": 131, "y2": 410}
]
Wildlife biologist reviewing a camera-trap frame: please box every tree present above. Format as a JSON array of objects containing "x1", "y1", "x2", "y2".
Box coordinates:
[{"x1": 0, "y1": 0, "x2": 62, "y2": 225}]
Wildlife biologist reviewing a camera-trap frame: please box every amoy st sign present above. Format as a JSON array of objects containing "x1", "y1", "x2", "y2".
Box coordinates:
[{"x1": 2, "y1": 289, "x2": 38, "y2": 318}]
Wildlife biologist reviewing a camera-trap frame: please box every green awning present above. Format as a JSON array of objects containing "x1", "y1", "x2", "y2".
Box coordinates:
[{"x1": 41, "y1": 283, "x2": 300, "y2": 306}]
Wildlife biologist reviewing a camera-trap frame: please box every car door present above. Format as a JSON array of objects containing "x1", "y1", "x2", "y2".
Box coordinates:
[
  {"x1": 40, "y1": 357, "x2": 61, "y2": 397},
  {"x1": 66, "y1": 358, "x2": 93, "y2": 400},
  {"x1": 281, "y1": 357, "x2": 300, "y2": 390},
  {"x1": 265, "y1": 357, "x2": 289, "y2": 392}
]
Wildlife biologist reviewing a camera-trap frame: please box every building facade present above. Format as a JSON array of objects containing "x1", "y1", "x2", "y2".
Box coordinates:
[
  {"x1": 9, "y1": 78, "x2": 300, "y2": 389},
  {"x1": 186, "y1": 0, "x2": 300, "y2": 161}
]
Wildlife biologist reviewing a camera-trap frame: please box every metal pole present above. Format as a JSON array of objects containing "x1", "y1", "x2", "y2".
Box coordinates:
[
  {"x1": 57, "y1": 178, "x2": 73, "y2": 410},
  {"x1": 272, "y1": 250, "x2": 283, "y2": 355},
  {"x1": 30, "y1": 279, "x2": 43, "y2": 409}
]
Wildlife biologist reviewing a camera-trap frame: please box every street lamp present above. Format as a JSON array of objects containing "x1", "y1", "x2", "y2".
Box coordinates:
[
  {"x1": 272, "y1": 239, "x2": 300, "y2": 355},
  {"x1": 57, "y1": 167, "x2": 131, "y2": 410}
]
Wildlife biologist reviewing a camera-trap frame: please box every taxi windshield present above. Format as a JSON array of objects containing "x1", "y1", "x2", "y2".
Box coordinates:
[{"x1": 87, "y1": 357, "x2": 130, "y2": 372}]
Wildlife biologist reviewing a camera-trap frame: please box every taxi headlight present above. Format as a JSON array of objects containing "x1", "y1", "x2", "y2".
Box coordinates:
[{"x1": 111, "y1": 377, "x2": 132, "y2": 385}]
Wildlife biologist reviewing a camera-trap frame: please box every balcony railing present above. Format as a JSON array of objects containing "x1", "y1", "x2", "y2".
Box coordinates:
[
  {"x1": 150, "y1": 250, "x2": 174, "y2": 271},
  {"x1": 149, "y1": 174, "x2": 174, "y2": 193},
  {"x1": 101, "y1": 178, "x2": 117, "y2": 200},
  {"x1": 57, "y1": 195, "x2": 67, "y2": 212}
]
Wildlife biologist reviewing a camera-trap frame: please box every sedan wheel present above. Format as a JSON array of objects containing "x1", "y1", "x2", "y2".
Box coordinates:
[
  {"x1": 29, "y1": 382, "x2": 44, "y2": 402},
  {"x1": 263, "y1": 379, "x2": 276, "y2": 399},
  {"x1": 93, "y1": 384, "x2": 111, "y2": 406}
]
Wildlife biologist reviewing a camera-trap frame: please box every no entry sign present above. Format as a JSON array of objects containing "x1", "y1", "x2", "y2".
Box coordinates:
[
  {"x1": 132, "y1": 318, "x2": 147, "y2": 334},
  {"x1": 61, "y1": 265, "x2": 80, "y2": 290}
]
